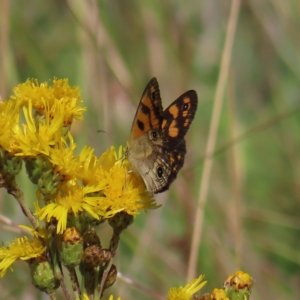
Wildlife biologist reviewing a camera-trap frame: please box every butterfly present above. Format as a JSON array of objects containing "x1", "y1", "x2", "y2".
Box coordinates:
[{"x1": 127, "y1": 78, "x2": 198, "y2": 194}]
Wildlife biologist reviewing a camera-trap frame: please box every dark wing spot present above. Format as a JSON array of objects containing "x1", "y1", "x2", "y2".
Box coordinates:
[
  {"x1": 157, "y1": 166, "x2": 163, "y2": 178},
  {"x1": 183, "y1": 103, "x2": 189, "y2": 110},
  {"x1": 141, "y1": 103, "x2": 151, "y2": 115},
  {"x1": 151, "y1": 91, "x2": 156, "y2": 100},
  {"x1": 137, "y1": 119, "x2": 144, "y2": 131}
]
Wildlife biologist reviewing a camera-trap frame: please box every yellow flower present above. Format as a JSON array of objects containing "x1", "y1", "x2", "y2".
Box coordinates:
[
  {"x1": 36, "y1": 182, "x2": 107, "y2": 233},
  {"x1": 75, "y1": 145, "x2": 107, "y2": 186},
  {"x1": 76, "y1": 145, "x2": 158, "y2": 217},
  {"x1": 35, "y1": 145, "x2": 158, "y2": 232},
  {"x1": 0, "y1": 236, "x2": 46, "y2": 277},
  {"x1": 12, "y1": 79, "x2": 55, "y2": 109},
  {"x1": 48, "y1": 133, "x2": 78, "y2": 180},
  {"x1": 8, "y1": 78, "x2": 86, "y2": 157},
  {"x1": 51, "y1": 78, "x2": 86, "y2": 122},
  {"x1": 12, "y1": 78, "x2": 86, "y2": 123},
  {"x1": 99, "y1": 145, "x2": 120, "y2": 171},
  {"x1": 98, "y1": 146, "x2": 158, "y2": 218},
  {"x1": 0, "y1": 99, "x2": 21, "y2": 153},
  {"x1": 16, "y1": 100, "x2": 64, "y2": 156},
  {"x1": 168, "y1": 275, "x2": 206, "y2": 300}
]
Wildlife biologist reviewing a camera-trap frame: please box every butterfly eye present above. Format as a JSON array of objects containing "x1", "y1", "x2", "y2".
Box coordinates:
[
  {"x1": 152, "y1": 130, "x2": 157, "y2": 140},
  {"x1": 147, "y1": 129, "x2": 160, "y2": 142},
  {"x1": 157, "y1": 166, "x2": 163, "y2": 178}
]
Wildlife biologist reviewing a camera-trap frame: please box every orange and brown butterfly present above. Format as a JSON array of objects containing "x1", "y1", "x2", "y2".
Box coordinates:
[{"x1": 126, "y1": 77, "x2": 198, "y2": 194}]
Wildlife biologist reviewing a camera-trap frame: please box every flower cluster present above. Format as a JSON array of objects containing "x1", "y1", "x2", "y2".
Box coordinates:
[{"x1": 0, "y1": 78, "x2": 156, "y2": 298}]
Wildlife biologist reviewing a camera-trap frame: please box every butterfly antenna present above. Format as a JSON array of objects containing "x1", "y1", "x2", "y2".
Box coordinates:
[{"x1": 97, "y1": 129, "x2": 120, "y2": 142}]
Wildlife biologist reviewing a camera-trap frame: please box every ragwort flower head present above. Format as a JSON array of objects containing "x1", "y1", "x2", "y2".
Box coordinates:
[
  {"x1": 12, "y1": 78, "x2": 86, "y2": 124},
  {"x1": 36, "y1": 182, "x2": 106, "y2": 234},
  {"x1": 98, "y1": 146, "x2": 158, "y2": 218},
  {"x1": 0, "y1": 78, "x2": 86, "y2": 158},
  {"x1": 0, "y1": 235, "x2": 46, "y2": 277},
  {"x1": 16, "y1": 100, "x2": 64, "y2": 157},
  {"x1": 48, "y1": 133, "x2": 79, "y2": 181}
]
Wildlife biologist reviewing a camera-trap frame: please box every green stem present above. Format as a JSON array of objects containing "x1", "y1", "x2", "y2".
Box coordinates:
[
  {"x1": 98, "y1": 260, "x2": 113, "y2": 299},
  {"x1": 48, "y1": 292, "x2": 57, "y2": 300},
  {"x1": 93, "y1": 265, "x2": 100, "y2": 299},
  {"x1": 60, "y1": 278, "x2": 72, "y2": 300},
  {"x1": 109, "y1": 230, "x2": 120, "y2": 254},
  {"x1": 78, "y1": 262, "x2": 89, "y2": 299},
  {"x1": 67, "y1": 266, "x2": 81, "y2": 299},
  {"x1": 47, "y1": 229, "x2": 63, "y2": 280},
  {"x1": 6, "y1": 178, "x2": 37, "y2": 229}
]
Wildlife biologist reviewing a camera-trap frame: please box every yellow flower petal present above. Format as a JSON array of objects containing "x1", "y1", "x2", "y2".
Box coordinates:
[
  {"x1": 168, "y1": 275, "x2": 206, "y2": 300},
  {"x1": 0, "y1": 236, "x2": 46, "y2": 277}
]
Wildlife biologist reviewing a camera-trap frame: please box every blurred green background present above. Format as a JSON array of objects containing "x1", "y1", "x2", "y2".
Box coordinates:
[{"x1": 1, "y1": 0, "x2": 300, "y2": 299}]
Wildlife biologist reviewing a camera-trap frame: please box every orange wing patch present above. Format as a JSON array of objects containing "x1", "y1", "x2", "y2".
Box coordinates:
[
  {"x1": 130, "y1": 78, "x2": 163, "y2": 141},
  {"x1": 184, "y1": 119, "x2": 191, "y2": 127},
  {"x1": 168, "y1": 104, "x2": 179, "y2": 118},
  {"x1": 168, "y1": 120, "x2": 179, "y2": 138}
]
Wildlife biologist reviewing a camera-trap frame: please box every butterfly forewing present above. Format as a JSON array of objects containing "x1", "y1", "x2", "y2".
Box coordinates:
[
  {"x1": 130, "y1": 78, "x2": 163, "y2": 141},
  {"x1": 162, "y1": 90, "x2": 198, "y2": 151}
]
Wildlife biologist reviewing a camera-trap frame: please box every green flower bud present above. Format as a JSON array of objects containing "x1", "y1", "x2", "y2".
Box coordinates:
[
  {"x1": 61, "y1": 227, "x2": 83, "y2": 267},
  {"x1": 82, "y1": 227, "x2": 101, "y2": 248},
  {"x1": 86, "y1": 215, "x2": 105, "y2": 227},
  {"x1": 83, "y1": 247, "x2": 112, "y2": 268},
  {"x1": 0, "y1": 147, "x2": 22, "y2": 177},
  {"x1": 38, "y1": 169, "x2": 62, "y2": 196},
  {"x1": 108, "y1": 211, "x2": 133, "y2": 233},
  {"x1": 25, "y1": 155, "x2": 63, "y2": 195},
  {"x1": 25, "y1": 155, "x2": 51, "y2": 184},
  {"x1": 29, "y1": 258, "x2": 60, "y2": 294},
  {"x1": 67, "y1": 212, "x2": 89, "y2": 234}
]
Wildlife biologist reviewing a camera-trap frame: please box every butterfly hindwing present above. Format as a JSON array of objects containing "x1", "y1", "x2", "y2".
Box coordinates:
[
  {"x1": 159, "y1": 140, "x2": 187, "y2": 192},
  {"x1": 130, "y1": 78, "x2": 163, "y2": 141},
  {"x1": 137, "y1": 150, "x2": 172, "y2": 193}
]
